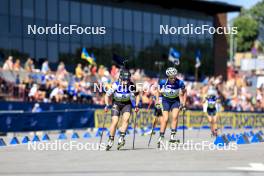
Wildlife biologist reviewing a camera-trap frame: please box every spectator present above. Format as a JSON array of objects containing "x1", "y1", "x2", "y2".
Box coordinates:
[
  {"x1": 41, "y1": 60, "x2": 50, "y2": 74},
  {"x1": 3, "y1": 56, "x2": 13, "y2": 70},
  {"x1": 110, "y1": 65, "x2": 118, "y2": 78},
  {"x1": 28, "y1": 84, "x2": 39, "y2": 101},
  {"x1": 75, "y1": 63, "x2": 83, "y2": 80},
  {"x1": 98, "y1": 65, "x2": 105, "y2": 78},
  {"x1": 24, "y1": 58, "x2": 34, "y2": 72},
  {"x1": 50, "y1": 84, "x2": 64, "y2": 102},
  {"x1": 56, "y1": 62, "x2": 68, "y2": 81},
  {"x1": 13, "y1": 59, "x2": 22, "y2": 71}
]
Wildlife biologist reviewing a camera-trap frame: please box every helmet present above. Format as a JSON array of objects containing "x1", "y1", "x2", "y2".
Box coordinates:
[
  {"x1": 119, "y1": 69, "x2": 131, "y2": 81},
  {"x1": 208, "y1": 87, "x2": 217, "y2": 96},
  {"x1": 166, "y1": 67, "x2": 177, "y2": 77}
]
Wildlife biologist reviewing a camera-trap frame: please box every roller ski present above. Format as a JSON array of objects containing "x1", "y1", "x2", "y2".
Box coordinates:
[
  {"x1": 157, "y1": 135, "x2": 165, "y2": 148},
  {"x1": 117, "y1": 132, "x2": 126, "y2": 150},
  {"x1": 106, "y1": 136, "x2": 114, "y2": 151},
  {"x1": 117, "y1": 138, "x2": 125, "y2": 150},
  {"x1": 169, "y1": 130, "x2": 180, "y2": 144}
]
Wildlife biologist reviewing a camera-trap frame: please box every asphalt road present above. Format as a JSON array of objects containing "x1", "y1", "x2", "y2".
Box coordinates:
[{"x1": 0, "y1": 129, "x2": 264, "y2": 176}]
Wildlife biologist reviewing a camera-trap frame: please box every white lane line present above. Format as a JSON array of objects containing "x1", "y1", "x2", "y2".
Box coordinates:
[{"x1": 229, "y1": 163, "x2": 264, "y2": 172}]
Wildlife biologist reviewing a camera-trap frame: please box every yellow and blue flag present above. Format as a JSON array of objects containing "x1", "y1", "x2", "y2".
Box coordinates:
[{"x1": 81, "y1": 48, "x2": 95, "y2": 65}]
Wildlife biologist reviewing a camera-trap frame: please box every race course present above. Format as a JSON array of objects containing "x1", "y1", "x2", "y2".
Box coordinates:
[{"x1": 0, "y1": 129, "x2": 264, "y2": 176}]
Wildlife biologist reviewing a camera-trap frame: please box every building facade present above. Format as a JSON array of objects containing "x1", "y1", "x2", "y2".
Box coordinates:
[{"x1": 0, "y1": 0, "x2": 240, "y2": 77}]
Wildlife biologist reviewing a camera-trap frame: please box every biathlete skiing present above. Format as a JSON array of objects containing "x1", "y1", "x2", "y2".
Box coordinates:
[
  {"x1": 104, "y1": 69, "x2": 140, "y2": 150},
  {"x1": 155, "y1": 67, "x2": 187, "y2": 147},
  {"x1": 203, "y1": 86, "x2": 220, "y2": 137}
]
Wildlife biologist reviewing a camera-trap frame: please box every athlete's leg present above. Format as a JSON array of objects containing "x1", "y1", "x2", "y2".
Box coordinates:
[
  {"x1": 211, "y1": 114, "x2": 218, "y2": 136},
  {"x1": 116, "y1": 112, "x2": 131, "y2": 149},
  {"x1": 171, "y1": 108, "x2": 180, "y2": 130},
  {"x1": 109, "y1": 116, "x2": 119, "y2": 137},
  {"x1": 106, "y1": 104, "x2": 120, "y2": 150},
  {"x1": 160, "y1": 111, "x2": 169, "y2": 135},
  {"x1": 169, "y1": 100, "x2": 181, "y2": 141},
  {"x1": 207, "y1": 115, "x2": 213, "y2": 132},
  {"x1": 119, "y1": 112, "x2": 131, "y2": 133},
  {"x1": 160, "y1": 100, "x2": 170, "y2": 136},
  {"x1": 170, "y1": 107, "x2": 180, "y2": 142}
]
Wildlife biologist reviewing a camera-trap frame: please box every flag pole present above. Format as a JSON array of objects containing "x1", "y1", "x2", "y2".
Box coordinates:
[{"x1": 195, "y1": 67, "x2": 198, "y2": 82}]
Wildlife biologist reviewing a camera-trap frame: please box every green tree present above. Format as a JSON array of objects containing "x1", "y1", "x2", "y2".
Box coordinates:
[{"x1": 233, "y1": 15, "x2": 259, "y2": 52}]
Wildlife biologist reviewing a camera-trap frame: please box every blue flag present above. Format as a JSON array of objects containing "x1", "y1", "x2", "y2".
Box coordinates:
[{"x1": 168, "y1": 48, "x2": 180, "y2": 65}]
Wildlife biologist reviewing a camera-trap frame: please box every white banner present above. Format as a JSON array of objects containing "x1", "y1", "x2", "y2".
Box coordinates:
[{"x1": 241, "y1": 59, "x2": 264, "y2": 71}]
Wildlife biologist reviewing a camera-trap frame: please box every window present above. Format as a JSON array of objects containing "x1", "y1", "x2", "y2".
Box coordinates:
[
  {"x1": 71, "y1": 1, "x2": 80, "y2": 24},
  {"x1": 102, "y1": 6, "x2": 112, "y2": 27},
  {"x1": 35, "y1": 19, "x2": 47, "y2": 40},
  {"x1": 124, "y1": 31, "x2": 133, "y2": 47},
  {"x1": 23, "y1": 17, "x2": 34, "y2": 39},
  {"x1": 10, "y1": 0, "x2": 21, "y2": 17},
  {"x1": 171, "y1": 16, "x2": 179, "y2": 44},
  {"x1": 113, "y1": 8, "x2": 122, "y2": 29},
  {"x1": 11, "y1": 37, "x2": 22, "y2": 51},
  {"x1": 124, "y1": 10, "x2": 132, "y2": 30},
  {"x1": 0, "y1": 0, "x2": 8, "y2": 15},
  {"x1": 113, "y1": 29, "x2": 123, "y2": 44},
  {"x1": 0, "y1": 37, "x2": 9, "y2": 49},
  {"x1": 35, "y1": 0, "x2": 46, "y2": 19},
  {"x1": 23, "y1": 0, "x2": 33, "y2": 17},
  {"x1": 10, "y1": 16, "x2": 22, "y2": 36},
  {"x1": 103, "y1": 28, "x2": 112, "y2": 46},
  {"x1": 47, "y1": 21, "x2": 58, "y2": 41},
  {"x1": 81, "y1": 3, "x2": 91, "y2": 25},
  {"x1": 82, "y1": 34, "x2": 92, "y2": 47},
  {"x1": 162, "y1": 15, "x2": 170, "y2": 45},
  {"x1": 47, "y1": 0, "x2": 57, "y2": 21},
  {"x1": 92, "y1": 5, "x2": 102, "y2": 26},
  {"x1": 70, "y1": 43, "x2": 80, "y2": 54},
  {"x1": 0, "y1": 15, "x2": 9, "y2": 35},
  {"x1": 153, "y1": 14, "x2": 161, "y2": 34},
  {"x1": 180, "y1": 17, "x2": 188, "y2": 46},
  {"x1": 143, "y1": 12, "x2": 151, "y2": 33},
  {"x1": 143, "y1": 33, "x2": 152, "y2": 48},
  {"x1": 59, "y1": 42, "x2": 70, "y2": 54},
  {"x1": 48, "y1": 41, "x2": 58, "y2": 62},
  {"x1": 134, "y1": 32, "x2": 142, "y2": 52},
  {"x1": 23, "y1": 38, "x2": 35, "y2": 57},
  {"x1": 59, "y1": 0, "x2": 69, "y2": 23},
  {"x1": 36, "y1": 40, "x2": 47, "y2": 59},
  {"x1": 133, "y1": 11, "x2": 142, "y2": 32}
]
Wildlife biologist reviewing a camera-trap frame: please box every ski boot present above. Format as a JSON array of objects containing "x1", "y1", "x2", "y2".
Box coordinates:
[
  {"x1": 117, "y1": 132, "x2": 126, "y2": 150},
  {"x1": 169, "y1": 130, "x2": 180, "y2": 144},
  {"x1": 157, "y1": 133, "x2": 165, "y2": 148},
  {"x1": 106, "y1": 136, "x2": 114, "y2": 151}
]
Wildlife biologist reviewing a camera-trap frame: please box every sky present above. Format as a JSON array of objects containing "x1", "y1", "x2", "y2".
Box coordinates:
[{"x1": 209, "y1": 0, "x2": 262, "y2": 21}]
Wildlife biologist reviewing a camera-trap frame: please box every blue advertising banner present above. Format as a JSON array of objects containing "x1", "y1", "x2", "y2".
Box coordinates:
[{"x1": 0, "y1": 109, "x2": 95, "y2": 132}]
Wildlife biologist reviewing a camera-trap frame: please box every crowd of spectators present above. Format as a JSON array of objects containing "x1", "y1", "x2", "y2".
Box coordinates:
[{"x1": 1, "y1": 56, "x2": 264, "y2": 112}]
